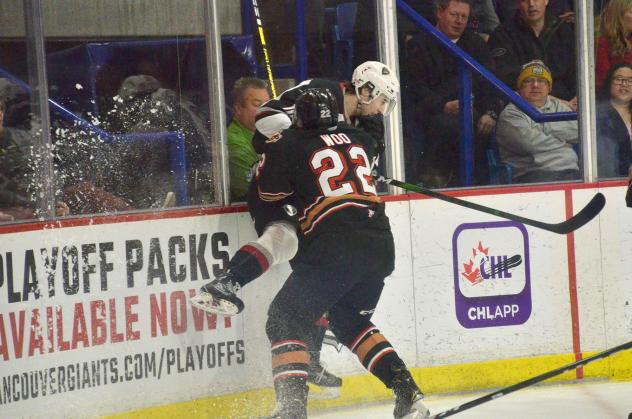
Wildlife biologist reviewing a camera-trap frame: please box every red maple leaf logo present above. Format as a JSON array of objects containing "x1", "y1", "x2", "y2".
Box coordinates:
[{"x1": 461, "y1": 241, "x2": 489, "y2": 285}]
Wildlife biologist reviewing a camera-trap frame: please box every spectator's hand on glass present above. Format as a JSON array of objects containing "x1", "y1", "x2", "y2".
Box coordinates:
[
  {"x1": 568, "y1": 96, "x2": 578, "y2": 111},
  {"x1": 443, "y1": 100, "x2": 460, "y2": 115},
  {"x1": 55, "y1": 201, "x2": 70, "y2": 217},
  {"x1": 0, "y1": 211, "x2": 14, "y2": 222},
  {"x1": 477, "y1": 114, "x2": 496, "y2": 136},
  {"x1": 558, "y1": 12, "x2": 575, "y2": 23}
]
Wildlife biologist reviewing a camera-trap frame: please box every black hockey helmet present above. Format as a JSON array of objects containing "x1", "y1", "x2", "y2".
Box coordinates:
[{"x1": 293, "y1": 88, "x2": 339, "y2": 129}]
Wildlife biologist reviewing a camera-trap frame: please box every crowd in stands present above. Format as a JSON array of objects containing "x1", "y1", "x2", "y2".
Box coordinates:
[
  {"x1": 394, "y1": 0, "x2": 632, "y2": 187},
  {"x1": 4, "y1": 0, "x2": 632, "y2": 224}
]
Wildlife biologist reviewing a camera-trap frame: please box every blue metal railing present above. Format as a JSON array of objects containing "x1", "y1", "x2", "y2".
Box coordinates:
[
  {"x1": 0, "y1": 68, "x2": 188, "y2": 205},
  {"x1": 397, "y1": 0, "x2": 577, "y2": 185}
]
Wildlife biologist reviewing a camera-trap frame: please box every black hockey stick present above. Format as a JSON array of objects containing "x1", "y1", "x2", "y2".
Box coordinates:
[
  {"x1": 430, "y1": 340, "x2": 632, "y2": 418},
  {"x1": 376, "y1": 176, "x2": 605, "y2": 234},
  {"x1": 480, "y1": 254, "x2": 522, "y2": 278}
]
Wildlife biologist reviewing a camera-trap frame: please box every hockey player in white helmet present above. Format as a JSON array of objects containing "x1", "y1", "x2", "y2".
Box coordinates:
[
  {"x1": 349, "y1": 60, "x2": 399, "y2": 117},
  {"x1": 190, "y1": 61, "x2": 400, "y2": 400},
  {"x1": 191, "y1": 60, "x2": 399, "y2": 314}
]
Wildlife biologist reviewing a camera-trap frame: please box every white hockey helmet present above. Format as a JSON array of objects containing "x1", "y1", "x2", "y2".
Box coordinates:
[{"x1": 351, "y1": 61, "x2": 400, "y2": 116}]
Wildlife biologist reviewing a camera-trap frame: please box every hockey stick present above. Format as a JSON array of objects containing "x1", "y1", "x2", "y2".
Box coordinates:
[
  {"x1": 480, "y1": 254, "x2": 522, "y2": 278},
  {"x1": 251, "y1": 0, "x2": 277, "y2": 96},
  {"x1": 430, "y1": 340, "x2": 632, "y2": 418},
  {"x1": 376, "y1": 175, "x2": 605, "y2": 234}
]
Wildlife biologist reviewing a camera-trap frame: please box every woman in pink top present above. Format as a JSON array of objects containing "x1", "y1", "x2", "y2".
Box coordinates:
[{"x1": 596, "y1": 0, "x2": 632, "y2": 89}]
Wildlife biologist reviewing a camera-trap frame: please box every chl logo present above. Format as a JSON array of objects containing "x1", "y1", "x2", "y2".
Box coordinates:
[
  {"x1": 453, "y1": 221, "x2": 532, "y2": 329},
  {"x1": 460, "y1": 241, "x2": 513, "y2": 285}
]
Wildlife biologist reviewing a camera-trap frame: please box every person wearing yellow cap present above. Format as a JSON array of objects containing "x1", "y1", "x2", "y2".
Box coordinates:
[{"x1": 495, "y1": 60, "x2": 580, "y2": 183}]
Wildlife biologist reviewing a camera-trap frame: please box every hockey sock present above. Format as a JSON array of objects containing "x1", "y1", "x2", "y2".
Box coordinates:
[
  {"x1": 349, "y1": 325, "x2": 401, "y2": 388},
  {"x1": 227, "y1": 222, "x2": 298, "y2": 288},
  {"x1": 227, "y1": 242, "x2": 272, "y2": 287},
  {"x1": 271, "y1": 340, "x2": 310, "y2": 411},
  {"x1": 305, "y1": 319, "x2": 328, "y2": 364}
]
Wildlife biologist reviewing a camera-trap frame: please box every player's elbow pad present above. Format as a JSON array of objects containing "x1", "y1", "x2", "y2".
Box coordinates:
[
  {"x1": 255, "y1": 112, "x2": 292, "y2": 138},
  {"x1": 257, "y1": 221, "x2": 298, "y2": 266}
]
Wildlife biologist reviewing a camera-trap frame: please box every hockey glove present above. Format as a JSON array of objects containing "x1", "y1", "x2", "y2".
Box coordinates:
[{"x1": 355, "y1": 114, "x2": 385, "y2": 155}]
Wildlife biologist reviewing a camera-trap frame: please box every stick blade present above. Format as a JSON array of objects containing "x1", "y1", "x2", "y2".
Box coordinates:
[{"x1": 550, "y1": 193, "x2": 606, "y2": 234}]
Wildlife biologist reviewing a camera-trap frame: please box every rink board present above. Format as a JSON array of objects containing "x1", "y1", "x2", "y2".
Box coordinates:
[{"x1": 0, "y1": 183, "x2": 630, "y2": 418}]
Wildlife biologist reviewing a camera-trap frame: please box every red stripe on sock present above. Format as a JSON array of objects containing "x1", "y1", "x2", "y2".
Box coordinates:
[
  {"x1": 350, "y1": 326, "x2": 377, "y2": 352},
  {"x1": 242, "y1": 244, "x2": 270, "y2": 272},
  {"x1": 271, "y1": 340, "x2": 308, "y2": 351},
  {"x1": 367, "y1": 347, "x2": 395, "y2": 372}
]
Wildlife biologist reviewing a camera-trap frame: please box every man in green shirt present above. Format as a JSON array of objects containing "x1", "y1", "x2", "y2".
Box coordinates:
[{"x1": 228, "y1": 77, "x2": 270, "y2": 200}]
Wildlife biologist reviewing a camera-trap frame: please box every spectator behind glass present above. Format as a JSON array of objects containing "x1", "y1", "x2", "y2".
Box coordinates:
[
  {"x1": 0, "y1": 100, "x2": 70, "y2": 221},
  {"x1": 596, "y1": 0, "x2": 632, "y2": 89},
  {"x1": 496, "y1": 60, "x2": 579, "y2": 183},
  {"x1": 596, "y1": 64, "x2": 632, "y2": 178},
  {"x1": 496, "y1": 0, "x2": 574, "y2": 23},
  {"x1": 488, "y1": 0, "x2": 577, "y2": 108},
  {"x1": 406, "y1": 0, "x2": 501, "y2": 187},
  {"x1": 228, "y1": 77, "x2": 270, "y2": 201},
  {"x1": 469, "y1": 0, "x2": 500, "y2": 40},
  {"x1": 360, "y1": 0, "x2": 498, "y2": 66}
]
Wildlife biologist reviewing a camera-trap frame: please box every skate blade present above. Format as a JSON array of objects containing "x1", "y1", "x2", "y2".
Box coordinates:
[
  {"x1": 400, "y1": 399, "x2": 430, "y2": 419},
  {"x1": 189, "y1": 293, "x2": 240, "y2": 316},
  {"x1": 307, "y1": 384, "x2": 341, "y2": 400}
]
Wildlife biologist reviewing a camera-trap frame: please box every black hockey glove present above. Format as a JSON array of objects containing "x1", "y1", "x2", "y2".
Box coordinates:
[
  {"x1": 355, "y1": 114, "x2": 385, "y2": 155},
  {"x1": 626, "y1": 178, "x2": 632, "y2": 208}
]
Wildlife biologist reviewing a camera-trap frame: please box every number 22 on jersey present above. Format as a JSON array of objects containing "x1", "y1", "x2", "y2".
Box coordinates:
[{"x1": 310, "y1": 143, "x2": 377, "y2": 197}]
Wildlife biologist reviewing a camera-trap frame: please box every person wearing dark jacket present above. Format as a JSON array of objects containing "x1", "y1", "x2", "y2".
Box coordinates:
[
  {"x1": 488, "y1": 0, "x2": 577, "y2": 105},
  {"x1": 406, "y1": 0, "x2": 500, "y2": 187},
  {"x1": 596, "y1": 63, "x2": 632, "y2": 178}
]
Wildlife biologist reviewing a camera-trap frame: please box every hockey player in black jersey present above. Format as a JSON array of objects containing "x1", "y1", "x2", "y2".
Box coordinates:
[
  {"x1": 191, "y1": 61, "x2": 398, "y2": 314},
  {"x1": 259, "y1": 89, "x2": 429, "y2": 419},
  {"x1": 190, "y1": 62, "x2": 399, "y2": 399}
]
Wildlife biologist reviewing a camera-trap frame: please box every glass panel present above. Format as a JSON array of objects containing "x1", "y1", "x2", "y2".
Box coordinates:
[
  {"x1": 40, "y1": 0, "x2": 216, "y2": 215},
  {"x1": 398, "y1": 0, "x2": 581, "y2": 188},
  {"x1": 225, "y1": 0, "x2": 380, "y2": 201},
  {"x1": 594, "y1": 0, "x2": 632, "y2": 180},
  {"x1": 0, "y1": 1, "x2": 51, "y2": 223}
]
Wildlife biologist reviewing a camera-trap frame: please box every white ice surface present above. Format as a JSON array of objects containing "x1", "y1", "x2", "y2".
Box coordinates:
[{"x1": 311, "y1": 380, "x2": 632, "y2": 419}]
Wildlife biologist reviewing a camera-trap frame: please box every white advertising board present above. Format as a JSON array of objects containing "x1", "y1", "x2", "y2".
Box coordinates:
[{"x1": 1, "y1": 185, "x2": 631, "y2": 418}]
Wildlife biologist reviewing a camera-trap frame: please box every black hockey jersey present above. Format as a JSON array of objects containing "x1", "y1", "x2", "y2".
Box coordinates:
[
  {"x1": 256, "y1": 123, "x2": 388, "y2": 238},
  {"x1": 253, "y1": 78, "x2": 345, "y2": 154}
]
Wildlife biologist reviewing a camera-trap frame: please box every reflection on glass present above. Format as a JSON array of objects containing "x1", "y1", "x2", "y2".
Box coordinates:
[
  {"x1": 0, "y1": 3, "x2": 43, "y2": 223},
  {"x1": 0, "y1": 93, "x2": 37, "y2": 222}
]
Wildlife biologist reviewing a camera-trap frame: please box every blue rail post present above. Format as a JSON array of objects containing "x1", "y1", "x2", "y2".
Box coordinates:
[
  {"x1": 458, "y1": 62, "x2": 474, "y2": 186},
  {"x1": 296, "y1": 0, "x2": 308, "y2": 81}
]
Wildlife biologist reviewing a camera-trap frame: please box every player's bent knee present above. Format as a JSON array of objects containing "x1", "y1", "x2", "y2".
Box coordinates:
[
  {"x1": 257, "y1": 221, "x2": 298, "y2": 266},
  {"x1": 266, "y1": 301, "x2": 312, "y2": 342},
  {"x1": 330, "y1": 318, "x2": 374, "y2": 348}
]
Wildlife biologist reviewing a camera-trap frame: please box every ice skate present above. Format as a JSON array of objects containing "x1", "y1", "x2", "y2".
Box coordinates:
[
  {"x1": 392, "y1": 362, "x2": 430, "y2": 419},
  {"x1": 260, "y1": 402, "x2": 307, "y2": 419},
  {"x1": 307, "y1": 358, "x2": 342, "y2": 399},
  {"x1": 261, "y1": 380, "x2": 308, "y2": 419},
  {"x1": 189, "y1": 271, "x2": 244, "y2": 316}
]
